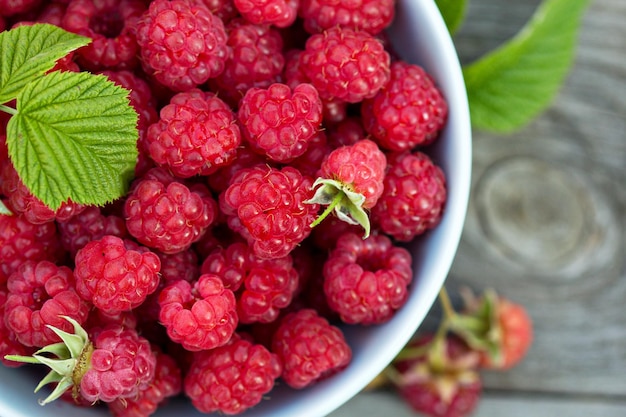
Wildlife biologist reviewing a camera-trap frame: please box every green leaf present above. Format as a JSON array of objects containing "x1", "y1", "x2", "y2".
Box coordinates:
[
  {"x1": 0, "y1": 24, "x2": 90, "y2": 104},
  {"x1": 435, "y1": 0, "x2": 468, "y2": 35},
  {"x1": 463, "y1": 0, "x2": 590, "y2": 133},
  {"x1": 6, "y1": 70, "x2": 138, "y2": 210}
]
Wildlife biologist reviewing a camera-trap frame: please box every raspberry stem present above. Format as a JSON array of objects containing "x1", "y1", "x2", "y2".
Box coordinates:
[
  {"x1": 309, "y1": 191, "x2": 343, "y2": 229},
  {"x1": 0, "y1": 104, "x2": 16, "y2": 115}
]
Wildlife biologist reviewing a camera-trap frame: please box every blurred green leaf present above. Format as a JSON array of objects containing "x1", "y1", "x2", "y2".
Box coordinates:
[{"x1": 435, "y1": 0, "x2": 468, "y2": 34}]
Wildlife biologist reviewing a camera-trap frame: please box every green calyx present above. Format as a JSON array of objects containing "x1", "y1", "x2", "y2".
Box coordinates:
[
  {"x1": 4, "y1": 316, "x2": 93, "y2": 405},
  {"x1": 306, "y1": 178, "x2": 371, "y2": 238}
]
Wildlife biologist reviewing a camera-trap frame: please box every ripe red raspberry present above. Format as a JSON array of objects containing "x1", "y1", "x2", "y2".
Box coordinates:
[
  {"x1": 238, "y1": 82, "x2": 323, "y2": 162},
  {"x1": 201, "y1": 241, "x2": 299, "y2": 323},
  {"x1": 362, "y1": 61, "x2": 448, "y2": 151},
  {"x1": 57, "y1": 206, "x2": 128, "y2": 257},
  {"x1": 233, "y1": 0, "x2": 297, "y2": 27},
  {"x1": 158, "y1": 274, "x2": 238, "y2": 351},
  {"x1": 0, "y1": 0, "x2": 41, "y2": 16},
  {"x1": 0, "y1": 285, "x2": 35, "y2": 367},
  {"x1": 80, "y1": 325, "x2": 157, "y2": 403},
  {"x1": 299, "y1": 0, "x2": 395, "y2": 35},
  {"x1": 327, "y1": 116, "x2": 366, "y2": 148},
  {"x1": 271, "y1": 308, "x2": 351, "y2": 388},
  {"x1": 4, "y1": 260, "x2": 90, "y2": 347},
  {"x1": 62, "y1": 0, "x2": 145, "y2": 70},
  {"x1": 372, "y1": 151, "x2": 447, "y2": 241},
  {"x1": 300, "y1": 27, "x2": 390, "y2": 103},
  {"x1": 190, "y1": 0, "x2": 239, "y2": 24},
  {"x1": 135, "y1": 0, "x2": 230, "y2": 91},
  {"x1": 74, "y1": 235, "x2": 161, "y2": 314},
  {"x1": 307, "y1": 139, "x2": 386, "y2": 237},
  {"x1": 146, "y1": 88, "x2": 241, "y2": 178},
  {"x1": 220, "y1": 165, "x2": 318, "y2": 259},
  {"x1": 124, "y1": 168, "x2": 218, "y2": 254},
  {"x1": 289, "y1": 129, "x2": 330, "y2": 178},
  {"x1": 108, "y1": 348, "x2": 182, "y2": 417},
  {"x1": 209, "y1": 19, "x2": 285, "y2": 107},
  {"x1": 0, "y1": 211, "x2": 64, "y2": 284},
  {"x1": 1, "y1": 160, "x2": 87, "y2": 224},
  {"x1": 392, "y1": 335, "x2": 482, "y2": 417},
  {"x1": 156, "y1": 247, "x2": 199, "y2": 284},
  {"x1": 184, "y1": 337, "x2": 282, "y2": 414},
  {"x1": 206, "y1": 144, "x2": 266, "y2": 193},
  {"x1": 323, "y1": 232, "x2": 413, "y2": 324}
]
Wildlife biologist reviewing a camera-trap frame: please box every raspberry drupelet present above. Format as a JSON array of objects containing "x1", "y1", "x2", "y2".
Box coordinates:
[
  {"x1": 299, "y1": 0, "x2": 395, "y2": 35},
  {"x1": 238, "y1": 82, "x2": 323, "y2": 162},
  {"x1": 146, "y1": 88, "x2": 241, "y2": 178},
  {"x1": 271, "y1": 308, "x2": 351, "y2": 388},
  {"x1": 220, "y1": 165, "x2": 319, "y2": 259},
  {"x1": 184, "y1": 336, "x2": 282, "y2": 414},
  {"x1": 0, "y1": 285, "x2": 34, "y2": 368},
  {"x1": 73, "y1": 235, "x2": 161, "y2": 314},
  {"x1": 233, "y1": 0, "x2": 298, "y2": 28},
  {"x1": 134, "y1": 0, "x2": 230, "y2": 91},
  {"x1": 4, "y1": 260, "x2": 90, "y2": 347},
  {"x1": 362, "y1": 61, "x2": 448, "y2": 151},
  {"x1": 158, "y1": 274, "x2": 238, "y2": 351},
  {"x1": 62, "y1": 0, "x2": 146, "y2": 70},
  {"x1": 300, "y1": 26, "x2": 391, "y2": 103},
  {"x1": 323, "y1": 232, "x2": 413, "y2": 324},
  {"x1": 372, "y1": 151, "x2": 447, "y2": 241},
  {"x1": 124, "y1": 168, "x2": 218, "y2": 254}
]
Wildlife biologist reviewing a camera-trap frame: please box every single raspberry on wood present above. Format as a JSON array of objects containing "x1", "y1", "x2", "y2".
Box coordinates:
[
  {"x1": 323, "y1": 232, "x2": 413, "y2": 324},
  {"x1": 372, "y1": 151, "x2": 447, "y2": 241},
  {"x1": 134, "y1": 0, "x2": 230, "y2": 91},
  {"x1": 299, "y1": 0, "x2": 395, "y2": 35},
  {"x1": 158, "y1": 274, "x2": 238, "y2": 351},
  {"x1": 62, "y1": 0, "x2": 146, "y2": 70},
  {"x1": 4, "y1": 260, "x2": 90, "y2": 347},
  {"x1": 233, "y1": 0, "x2": 297, "y2": 28},
  {"x1": 300, "y1": 26, "x2": 390, "y2": 103},
  {"x1": 124, "y1": 168, "x2": 218, "y2": 254},
  {"x1": 0, "y1": 211, "x2": 65, "y2": 285},
  {"x1": 307, "y1": 139, "x2": 386, "y2": 237},
  {"x1": 271, "y1": 308, "x2": 351, "y2": 388},
  {"x1": 201, "y1": 241, "x2": 299, "y2": 323},
  {"x1": 184, "y1": 336, "x2": 282, "y2": 414},
  {"x1": 146, "y1": 88, "x2": 241, "y2": 178},
  {"x1": 220, "y1": 165, "x2": 318, "y2": 259},
  {"x1": 74, "y1": 235, "x2": 161, "y2": 314},
  {"x1": 362, "y1": 60, "x2": 448, "y2": 151},
  {"x1": 238, "y1": 82, "x2": 323, "y2": 162},
  {"x1": 209, "y1": 19, "x2": 285, "y2": 107}
]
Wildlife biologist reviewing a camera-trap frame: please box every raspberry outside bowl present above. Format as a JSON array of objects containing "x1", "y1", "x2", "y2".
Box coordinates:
[{"x1": 0, "y1": 0, "x2": 471, "y2": 416}]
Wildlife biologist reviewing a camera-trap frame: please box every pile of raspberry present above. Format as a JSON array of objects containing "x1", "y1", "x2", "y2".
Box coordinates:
[{"x1": 0, "y1": 0, "x2": 449, "y2": 415}]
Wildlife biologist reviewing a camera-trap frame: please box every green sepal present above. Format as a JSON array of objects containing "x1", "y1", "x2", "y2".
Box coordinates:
[
  {"x1": 39, "y1": 377, "x2": 75, "y2": 405},
  {"x1": 306, "y1": 178, "x2": 371, "y2": 238}
]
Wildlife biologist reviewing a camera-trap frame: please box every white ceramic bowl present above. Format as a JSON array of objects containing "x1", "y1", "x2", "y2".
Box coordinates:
[{"x1": 0, "y1": 0, "x2": 471, "y2": 415}]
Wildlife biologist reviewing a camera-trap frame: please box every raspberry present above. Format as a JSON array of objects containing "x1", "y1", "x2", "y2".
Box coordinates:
[
  {"x1": 362, "y1": 61, "x2": 448, "y2": 151},
  {"x1": 206, "y1": 144, "x2": 266, "y2": 193},
  {"x1": 201, "y1": 241, "x2": 299, "y2": 323},
  {"x1": 156, "y1": 247, "x2": 199, "y2": 284},
  {"x1": 0, "y1": 0, "x2": 41, "y2": 16},
  {"x1": 299, "y1": 0, "x2": 395, "y2": 35},
  {"x1": 209, "y1": 19, "x2": 285, "y2": 107},
  {"x1": 327, "y1": 116, "x2": 365, "y2": 148},
  {"x1": 135, "y1": 0, "x2": 230, "y2": 91},
  {"x1": 392, "y1": 335, "x2": 482, "y2": 417},
  {"x1": 1, "y1": 160, "x2": 87, "y2": 224},
  {"x1": 74, "y1": 235, "x2": 161, "y2": 314},
  {"x1": 57, "y1": 206, "x2": 128, "y2": 257},
  {"x1": 4, "y1": 260, "x2": 90, "y2": 347},
  {"x1": 233, "y1": 0, "x2": 297, "y2": 28},
  {"x1": 372, "y1": 151, "x2": 447, "y2": 241},
  {"x1": 158, "y1": 274, "x2": 238, "y2": 351},
  {"x1": 0, "y1": 285, "x2": 35, "y2": 367},
  {"x1": 146, "y1": 88, "x2": 241, "y2": 178},
  {"x1": 190, "y1": 0, "x2": 239, "y2": 24},
  {"x1": 307, "y1": 139, "x2": 386, "y2": 237},
  {"x1": 62, "y1": 0, "x2": 145, "y2": 70},
  {"x1": 80, "y1": 325, "x2": 157, "y2": 403},
  {"x1": 220, "y1": 165, "x2": 318, "y2": 259},
  {"x1": 288, "y1": 129, "x2": 330, "y2": 178},
  {"x1": 184, "y1": 337, "x2": 282, "y2": 414},
  {"x1": 323, "y1": 232, "x2": 413, "y2": 324},
  {"x1": 0, "y1": 211, "x2": 64, "y2": 284},
  {"x1": 124, "y1": 168, "x2": 218, "y2": 254},
  {"x1": 238, "y1": 82, "x2": 323, "y2": 162},
  {"x1": 108, "y1": 348, "x2": 182, "y2": 417},
  {"x1": 300, "y1": 27, "x2": 390, "y2": 103},
  {"x1": 271, "y1": 308, "x2": 351, "y2": 388}
]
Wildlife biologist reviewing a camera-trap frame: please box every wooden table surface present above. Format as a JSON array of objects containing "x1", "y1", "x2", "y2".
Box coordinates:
[{"x1": 331, "y1": 0, "x2": 626, "y2": 415}]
